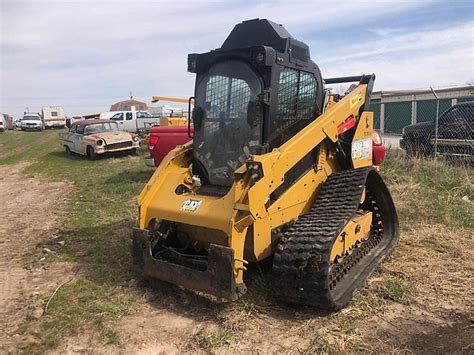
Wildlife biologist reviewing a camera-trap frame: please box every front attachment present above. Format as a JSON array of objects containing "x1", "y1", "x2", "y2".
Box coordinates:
[{"x1": 131, "y1": 228, "x2": 242, "y2": 300}]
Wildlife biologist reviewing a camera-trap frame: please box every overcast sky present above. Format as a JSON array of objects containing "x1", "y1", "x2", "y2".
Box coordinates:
[{"x1": 1, "y1": 0, "x2": 473, "y2": 117}]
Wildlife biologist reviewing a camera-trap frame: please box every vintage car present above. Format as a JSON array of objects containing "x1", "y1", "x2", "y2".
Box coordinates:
[{"x1": 59, "y1": 119, "x2": 140, "y2": 159}]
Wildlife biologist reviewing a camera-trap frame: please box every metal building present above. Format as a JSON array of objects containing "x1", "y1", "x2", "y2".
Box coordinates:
[
  {"x1": 110, "y1": 99, "x2": 148, "y2": 112},
  {"x1": 369, "y1": 85, "x2": 474, "y2": 134}
]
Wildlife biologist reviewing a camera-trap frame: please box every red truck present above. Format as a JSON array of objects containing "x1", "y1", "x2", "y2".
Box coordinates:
[{"x1": 144, "y1": 125, "x2": 193, "y2": 167}]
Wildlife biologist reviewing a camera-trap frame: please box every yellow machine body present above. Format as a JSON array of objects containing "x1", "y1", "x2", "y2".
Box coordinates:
[
  {"x1": 138, "y1": 87, "x2": 373, "y2": 284},
  {"x1": 132, "y1": 19, "x2": 398, "y2": 308},
  {"x1": 159, "y1": 116, "x2": 188, "y2": 126}
]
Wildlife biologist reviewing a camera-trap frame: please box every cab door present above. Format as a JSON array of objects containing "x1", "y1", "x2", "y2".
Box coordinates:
[
  {"x1": 124, "y1": 112, "x2": 134, "y2": 132},
  {"x1": 110, "y1": 112, "x2": 125, "y2": 130},
  {"x1": 71, "y1": 125, "x2": 85, "y2": 153}
]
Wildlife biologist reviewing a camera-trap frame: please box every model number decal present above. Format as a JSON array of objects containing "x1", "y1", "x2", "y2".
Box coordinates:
[{"x1": 181, "y1": 199, "x2": 202, "y2": 213}]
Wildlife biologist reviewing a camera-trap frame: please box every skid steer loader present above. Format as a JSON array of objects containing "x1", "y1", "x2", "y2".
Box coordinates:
[{"x1": 132, "y1": 19, "x2": 399, "y2": 310}]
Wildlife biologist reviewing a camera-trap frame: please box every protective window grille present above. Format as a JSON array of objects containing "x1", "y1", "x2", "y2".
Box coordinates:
[
  {"x1": 205, "y1": 75, "x2": 251, "y2": 120},
  {"x1": 277, "y1": 68, "x2": 317, "y2": 121}
]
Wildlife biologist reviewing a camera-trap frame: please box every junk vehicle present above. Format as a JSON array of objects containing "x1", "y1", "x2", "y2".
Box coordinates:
[
  {"x1": 66, "y1": 115, "x2": 84, "y2": 128},
  {"x1": 59, "y1": 119, "x2": 140, "y2": 159},
  {"x1": 144, "y1": 125, "x2": 193, "y2": 167},
  {"x1": 21, "y1": 113, "x2": 44, "y2": 131},
  {"x1": 401, "y1": 101, "x2": 473, "y2": 159},
  {"x1": 0, "y1": 115, "x2": 5, "y2": 132},
  {"x1": 132, "y1": 19, "x2": 399, "y2": 310},
  {"x1": 108, "y1": 110, "x2": 160, "y2": 134},
  {"x1": 1, "y1": 114, "x2": 14, "y2": 130},
  {"x1": 42, "y1": 106, "x2": 66, "y2": 128}
]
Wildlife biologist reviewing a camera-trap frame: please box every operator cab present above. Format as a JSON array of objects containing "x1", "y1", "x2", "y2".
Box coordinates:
[{"x1": 188, "y1": 18, "x2": 324, "y2": 188}]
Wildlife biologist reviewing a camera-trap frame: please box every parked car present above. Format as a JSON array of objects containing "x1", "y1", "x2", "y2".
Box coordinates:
[
  {"x1": 59, "y1": 119, "x2": 140, "y2": 159},
  {"x1": 144, "y1": 125, "x2": 193, "y2": 167},
  {"x1": 42, "y1": 106, "x2": 66, "y2": 128},
  {"x1": 400, "y1": 101, "x2": 473, "y2": 158},
  {"x1": 21, "y1": 113, "x2": 44, "y2": 131},
  {"x1": 1, "y1": 114, "x2": 14, "y2": 130},
  {"x1": 108, "y1": 111, "x2": 160, "y2": 134},
  {"x1": 66, "y1": 115, "x2": 84, "y2": 128}
]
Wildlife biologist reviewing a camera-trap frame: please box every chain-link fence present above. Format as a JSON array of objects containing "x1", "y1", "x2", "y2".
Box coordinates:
[{"x1": 368, "y1": 86, "x2": 473, "y2": 161}]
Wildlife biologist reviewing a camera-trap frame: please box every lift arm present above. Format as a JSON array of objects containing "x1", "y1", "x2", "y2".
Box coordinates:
[
  {"x1": 238, "y1": 83, "x2": 373, "y2": 223},
  {"x1": 151, "y1": 96, "x2": 194, "y2": 105}
]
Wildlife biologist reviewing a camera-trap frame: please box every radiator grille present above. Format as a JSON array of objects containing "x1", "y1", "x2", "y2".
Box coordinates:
[{"x1": 105, "y1": 141, "x2": 132, "y2": 150}]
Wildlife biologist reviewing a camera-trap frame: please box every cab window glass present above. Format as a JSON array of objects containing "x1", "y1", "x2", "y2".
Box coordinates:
[
  {"x1": 137, "y1": 111, "x2": 151, "y2": 118},
  {"x1": 111, "y1": 113, "x2": 124, "y2": 121},
  {"x1": 277, "y1": 68, "x2": 317, "y2": 121},
  {"x1": 76, "y1": 125, "x2": 85, "y2": 134},
  {"x1": 69, "y1": 125, "x2": 76, "y2": 133},
  {"x1": 126, "y1": 112, "x2": 133, "y2": 120}
]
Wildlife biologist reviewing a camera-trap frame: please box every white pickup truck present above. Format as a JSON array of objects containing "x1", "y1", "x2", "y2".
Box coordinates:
[{"x1": 108, "y1": 111, "x2": 160, "y2": 134}]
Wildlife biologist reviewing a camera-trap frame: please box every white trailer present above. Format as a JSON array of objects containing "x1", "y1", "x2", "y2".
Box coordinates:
[{"x1": 42, "y1": 106, "x2": 66, "y2": 128}]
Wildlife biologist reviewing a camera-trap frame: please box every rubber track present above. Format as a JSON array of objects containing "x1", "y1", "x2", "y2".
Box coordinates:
[{"x1": 273, "y1": 167, "x2": 371, "y2": 309}]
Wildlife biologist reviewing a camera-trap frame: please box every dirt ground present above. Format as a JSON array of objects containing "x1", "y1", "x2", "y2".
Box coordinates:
[
  {"x1": 1, "y1": 162, "x2": 472, "y2": 354},
  {"x1": 0, "y1": 164, "x2": 76, "y2": 353}
]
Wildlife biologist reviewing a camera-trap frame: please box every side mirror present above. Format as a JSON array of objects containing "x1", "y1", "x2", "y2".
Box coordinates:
[{"x1": 192, "y1": 107, "x2": 204, "y2": 130}]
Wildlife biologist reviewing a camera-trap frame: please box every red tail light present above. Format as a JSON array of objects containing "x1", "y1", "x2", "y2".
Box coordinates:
[
  {"x1": 149, "y1": 133, "x2": 159, "y2": 151},
  {"x1": 372, "y1": 131, "x2": 385, "y2": 165}
]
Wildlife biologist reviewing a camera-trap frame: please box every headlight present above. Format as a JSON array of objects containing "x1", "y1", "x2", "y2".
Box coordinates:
[
  {"x1": 97, "y1": 140, "x2": 103, "y2": 146},
  {"x1": 133, "y1": 136, "x2": 139, "y2": 142}
]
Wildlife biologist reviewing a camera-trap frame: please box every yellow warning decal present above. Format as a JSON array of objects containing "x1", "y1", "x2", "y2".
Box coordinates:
[{"x1": 350, "y1": 92, "x2": 362, "y2": 108}]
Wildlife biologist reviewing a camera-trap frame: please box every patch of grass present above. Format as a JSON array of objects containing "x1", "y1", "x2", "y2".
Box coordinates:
[
  {"x1": 236, "y1": 299, "x2": 258, "y2": 315},
  {"x1": 336, "y1": 316, "x2": 355, "y2": 334},
  {"x1": 0, "y1": 129, "x2": 64, "y2": 165},
  {"x1": 382, "y1": 151, "x2": 473, "y2": 229},
  {"x1": 204, "y1": 327, "x2": 234, "y2": 348},
  {"x1": 105, "y1": 328, "x2": 120, "y2": 345},
  {"x1": 19, "y1": 279, "x2": 132, "y2": 352},
  {"x1": 190, "y1": 325, "x2": 235, "y2": 351},
  {"x1": 306, "y1": 336, "x2": 330, "y2": 355},
  {"x1": 382, "y1": 277, "x2": 408, "y2": 302}
]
